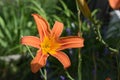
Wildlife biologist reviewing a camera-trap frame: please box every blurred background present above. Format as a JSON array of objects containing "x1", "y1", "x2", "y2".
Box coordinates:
[{"x1": 0, "y1": 0, "x2": 120, "y2": 80}]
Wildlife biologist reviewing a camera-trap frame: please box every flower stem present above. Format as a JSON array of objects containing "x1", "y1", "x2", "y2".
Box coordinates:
[
  {"x1": 40, "y1": 69, "x2": 46, "y2": 79},
  {"x1": 44, "y1": 68, "x2": 47, "y2": 80},
  {"x1": 78, "y1": 49, "x2": 82, "y2": 80},
  {"x1": 92, "y1": 21, "x2": 119, "y2": 53},
  {"x1": 65, "y1": 70, "x2": 74, "y2": 80},
  {"x1": 76, "y1": 0, "x2": 83, "y2": 80},
  {"x1": 25, "y1": 46, "x2": 34, "y2": 58}
]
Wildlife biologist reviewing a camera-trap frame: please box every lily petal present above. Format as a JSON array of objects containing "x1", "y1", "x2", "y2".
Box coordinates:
[
  {"x1": 31, "y1": 50, "x2": 49, "y2": 73},
  {"x1": 51, "y1": 51, "x2": 71, "y2": 69},
  {"x1": 32, "y1": 14, "x2": 51, "y2": 41},
  {"x1": 58, "y1": 36, "x2": 84, "y2": 50},
  {"x1": 51, "y1": 21, "x2": 63, "y2": 38},
  {"x1": 109, "y1": 0, "x2": 120, "y2": 9},
  {"x1": 21, "y1": 36, "x2": 40, "y2": 48}
]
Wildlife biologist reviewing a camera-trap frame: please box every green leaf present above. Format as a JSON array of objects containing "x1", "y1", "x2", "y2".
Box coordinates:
[{"x1": 0, "y1": 16, "x2": 12, "y2": 41}]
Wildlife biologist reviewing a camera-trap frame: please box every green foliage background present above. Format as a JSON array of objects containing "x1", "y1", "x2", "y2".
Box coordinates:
[{"x1": 0, "y1": 0, "x2": 120, "y2": 80}]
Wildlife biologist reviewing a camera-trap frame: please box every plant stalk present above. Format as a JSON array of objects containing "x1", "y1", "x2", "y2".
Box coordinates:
[{"x1": 76, "y1": 0, "x2": 83, "y2": 80}]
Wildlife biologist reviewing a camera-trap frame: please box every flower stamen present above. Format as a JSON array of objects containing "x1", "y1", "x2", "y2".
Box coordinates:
[{"x1": 41, "y1": 37, "x2": 60, "y2": 54}]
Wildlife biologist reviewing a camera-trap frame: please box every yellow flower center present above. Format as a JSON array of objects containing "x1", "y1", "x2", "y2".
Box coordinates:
[{"x1": 40, "y1": 37, "x2": 60, "y2": 54}]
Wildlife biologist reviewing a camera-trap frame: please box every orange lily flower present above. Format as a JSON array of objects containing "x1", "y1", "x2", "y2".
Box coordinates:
[
  {"x1": 105, "y1": 77, "x2": 111, "y2": 80},
  {"x1": 108, "y1": 0, "x2": 120, "y2": 9},
  {"x1": 21, "y1": 14, "x2": 84, "y2": 73}
]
